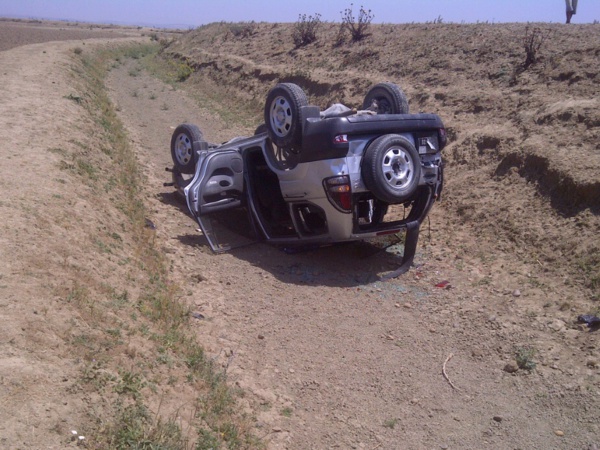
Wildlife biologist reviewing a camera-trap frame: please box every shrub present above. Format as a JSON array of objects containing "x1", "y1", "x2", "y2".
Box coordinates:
[
  {"x1": 340, "y1": 3, "x2": 374, "y2": 42},
  {"x1": 516, "y1": 346, "x2": 536, "y2": 371},
  {"x1": 522, "y1": 26, "x2": 546, "y2": 69},
  {"x1": 175, "y1": 61, "x2": 193, "y2": 82},
  {"x1": 292, "y1": 13, "x2": 322, "y2": 47}
]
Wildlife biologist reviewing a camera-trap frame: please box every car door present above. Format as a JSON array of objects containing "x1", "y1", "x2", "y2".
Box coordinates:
[{"x1": 185, "y1": 148, "x2": 246, "y2": 252}]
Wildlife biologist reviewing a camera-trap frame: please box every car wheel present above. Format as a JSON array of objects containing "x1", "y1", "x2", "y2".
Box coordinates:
[
  {"x1": 362, "y1": 82, "x2": 409, "y2": 114},
  {"x1": 264, "y1": 83, "x2": 308, "y2": 150},
  {"x1": 170, "y1": 124, "x2": 203, "y2": 174},
  {"x1": 362, "y1": 134, "x2": 421, "y2": 204}
]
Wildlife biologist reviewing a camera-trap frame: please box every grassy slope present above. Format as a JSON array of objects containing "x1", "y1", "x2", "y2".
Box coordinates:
[{"x1": 65, "y1": 43, "x2": 259, "y2": 449}]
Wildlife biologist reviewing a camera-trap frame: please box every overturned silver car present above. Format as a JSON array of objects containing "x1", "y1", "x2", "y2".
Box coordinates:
[{"x1": 167, "y1": 82, "x2": 446, "y2": 277}]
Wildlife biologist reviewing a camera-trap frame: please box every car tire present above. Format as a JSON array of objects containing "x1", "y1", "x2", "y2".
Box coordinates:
[
  {"x1": 362, "y1": 82, "x2": 409, "y2": 114},
  {"x1": 170, "y1": 124, "x2": 204, "y2": 174},
  {"x1": 362, "y1": 134, "x2": 421, "y2": 204},
  {"x1": 264, "y1": 83, "x2": 308, "y2": 150}
]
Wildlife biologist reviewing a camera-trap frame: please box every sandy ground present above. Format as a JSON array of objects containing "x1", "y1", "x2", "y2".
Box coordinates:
[{"x1": 0, "y1": 19, "x2": 599, "y2": 450}]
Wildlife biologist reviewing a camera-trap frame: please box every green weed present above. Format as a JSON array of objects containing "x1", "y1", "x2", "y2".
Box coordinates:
[
  {"x1": 516, "y1": 346, "x2": 536, "y2": 371},
  {"x1": 103, "y1": 403, "x2": 186, "y2": 449},
  {"x1": 384, "y1": 418, "x2": 398, "y2": 429},
  {"x1": 64, "y1": 93, "x2": 83, "y2": 104},
  {"x1": 115, "y1": 371, "x2": 146, "y2": 398}
]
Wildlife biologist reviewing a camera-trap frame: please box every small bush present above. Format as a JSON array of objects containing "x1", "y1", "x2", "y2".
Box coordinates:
[
  {"x1": 522, "y1": 26, "x2": 546, "y2": 69},
  {"x1": 516, "y1": 346, "x2": 536, "y2": 371},
  {"x1": 175, "y1": 61, "x2": 193, "y2": 81},
  {"x1": 383, "y1": 418, "x2": 398, "y2": 429},
  {"x1": 292, "y1": 13, "x2": 322, "y2": 47},
  {"x1": 73, "y1": 47, "x2": 83, "y2": 55},
  {"x1": 340, "y1": 3, "x2": 374, "y2": 42}
]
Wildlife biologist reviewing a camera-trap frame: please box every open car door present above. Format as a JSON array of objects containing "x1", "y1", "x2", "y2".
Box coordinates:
[{"x1": 184, "y1": 148, "x2": 248, "y2": 252}]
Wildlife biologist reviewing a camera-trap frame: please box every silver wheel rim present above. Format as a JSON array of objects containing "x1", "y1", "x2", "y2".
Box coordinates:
[
  {"x1": 174, "y1": 132, "x2": 193, "y2": 165},
  {"x1": 269, "y1": 95, "x2": 293, "y2": 138},
  {"x1": 382, "y1": 146, "x2": 414, "y2": 190}
]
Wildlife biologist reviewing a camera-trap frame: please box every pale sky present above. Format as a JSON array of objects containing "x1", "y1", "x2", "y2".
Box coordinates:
[{"x1": 1, "y1": 0, "x2": 598, "y2": 28}]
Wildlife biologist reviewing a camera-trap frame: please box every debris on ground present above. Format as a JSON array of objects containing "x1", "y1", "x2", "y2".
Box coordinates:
[
  {"x1": 577, "y1": 314, "x2": 600, "y2": 330},
  {"x1": 144, "y1": 218, "x2": 156, "y2": 229}
]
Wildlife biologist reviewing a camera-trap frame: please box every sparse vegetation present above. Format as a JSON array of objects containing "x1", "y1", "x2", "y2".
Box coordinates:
[
  {"x1": 227, "y1": 21, "x2": 256, "y2": 39},
  {"x1": 340, "y1": 3, "x2": 374, "y2": 42},
  {"x1": 578, "y1": 246, "x2": 600, "y2": 297},
  {"x1": 63, "y1": 44, "x2": 260, "y2": 448},
  {"x1": 516, "y1": 346, "x2": 537, "y2": 371},
  {"x1": 64, "y1": 93, "x2": 83, "y2": 104},
  {"x1": 292, "y1": 13, "x2": 322, "y2": 47},
  {"x1": 102, "y1": 403, "x2": 186, "y2": 449},
  {"x1": 128, "y1": 66, "x2": 141, "y2": 77},
  {"x1": 175, "y1": 60, "x2": 193, "y2": 81},
  {"x1": 522, "y1": 25, "x2": 547, "y2": 69},
  {"x1": 383, "y1": 418, "x2": 398, "y2": 429}
]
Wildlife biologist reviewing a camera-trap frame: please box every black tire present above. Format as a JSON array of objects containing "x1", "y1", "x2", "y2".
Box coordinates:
[
  {"x1": 362, "y1": 134, "x2": 421, "y2": 204},
  {"x1": 170, "y1": 124, "x2": 203, "y2": 174},
  {"x1": 362, "y1": 82, "x2": 409, "y2": 114},
  {"x1": 264, "y1": 83, "x2": 308, "y2": 149}
]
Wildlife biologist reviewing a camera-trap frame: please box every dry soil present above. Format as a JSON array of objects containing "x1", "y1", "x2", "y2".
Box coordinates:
[{"x1": 0, "y1": 19, "x2": 599, "y2": 450}]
